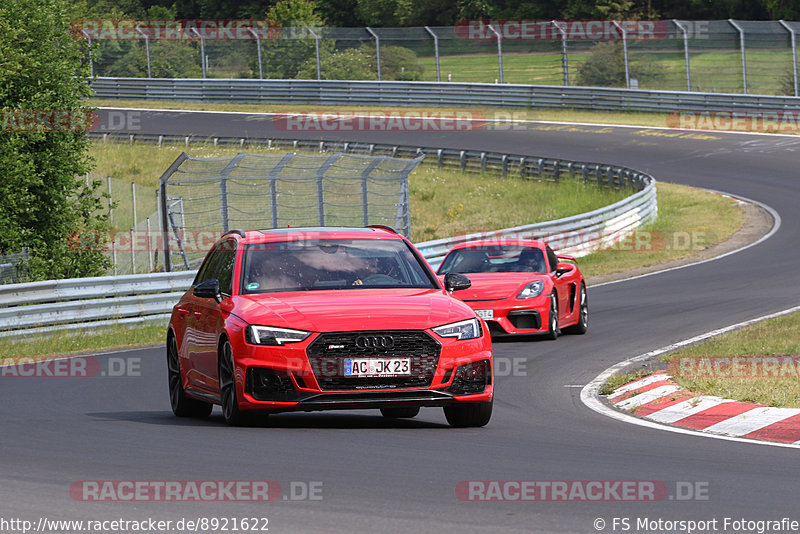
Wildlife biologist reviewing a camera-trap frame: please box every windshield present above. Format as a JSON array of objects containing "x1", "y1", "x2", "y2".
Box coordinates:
[
  {"x1": 241, "y1": 238, "x2": 437, "y2": 293},
  {"x1": 438, "y1": 246, "x2": 547, "y2": 274}
]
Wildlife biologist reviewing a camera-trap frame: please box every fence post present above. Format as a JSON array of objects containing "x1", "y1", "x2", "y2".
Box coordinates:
[
  {"x1": 107, "y1": 176, "x2": 113, "y2": 226},
  {"x1": 81, "y1": 30, "x2": 93, "y2": 77},
  {"x1": 728, "y1": 19, "x2": 747, "y2": 94},
  {"x1": 612, "y1": 21, "x2": 630, "y2": 88},
  {"x1": 158, "y1": 152, "x2": 190, "y2": 272},
  {"x1": 424, "y1": 26, "x2": 441, "y2": 82},
  {"x1": 366, "y1": 27, "x2": 381, "y2": 81},
  {"x1": 487, "y1": 25, "x2": 504, "y2": 83},
  {"x1": 360, "y1": 159, "x2": 383, "y2": 226},
  {"x1": 552, "y1": 21, "x2": 568, "y2": 86},
  {"x1": 268, "y1": 153, "x2": 295, "y2": 228},
  {"x1": 190, "y1": 28, "x2": 206, "y2": 78},
  {"x1": 780, "y1": 20, "x2": 798, "y2": 97},
  {"x1": 135, "y1": 27, "x2": 151, "y2": 78},
  {"x1": 673, "y1": 20, "x2": 692, "y2": 92},
  {"x1": 248, "y1": 28, "x2": 263, "y2": 79},
  {"x1": 217, "y1": 153, "x2": 247, "y2": 233},
  {"x1": 146, "y1": 216, "x2": 153, "y2": 272},
  {"x1": 316, "y1": 155, "x2": 341, "y2": 225},
  {"x1": 131, "y1": 181, "x2": 137, "y2": 231},
  {"x1": 306, "y1": 26, "x2": 322, "y2": 81}
]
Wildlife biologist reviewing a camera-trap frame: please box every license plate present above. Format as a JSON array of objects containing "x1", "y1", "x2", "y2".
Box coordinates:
[
  {"x1": 475, "y1": 309, "x2": 494, "y2": 320},
  {"x1": 344, "y1": 358, "x2": 411, "y2": 377}
]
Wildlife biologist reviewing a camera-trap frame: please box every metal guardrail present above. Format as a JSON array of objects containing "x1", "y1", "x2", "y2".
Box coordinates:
[
  {"x1": 2, "y1": 135, "x2": 655, "y2": 339},
  {"x1": 92, "y1": 77, "x2": 800, "y2": 113}
]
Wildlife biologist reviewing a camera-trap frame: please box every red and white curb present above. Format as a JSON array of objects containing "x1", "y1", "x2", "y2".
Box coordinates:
[{"x1": 607, "y1": 370, "x2": 800, "y2": 445}]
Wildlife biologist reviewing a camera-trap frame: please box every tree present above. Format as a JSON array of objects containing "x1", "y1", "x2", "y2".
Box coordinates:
[
  {"x1": 0, "y1": 0, "x2": 110, "y2": 280},
  {"x1": 259, "y1": 0, "x2": 332, "y2": 79}
]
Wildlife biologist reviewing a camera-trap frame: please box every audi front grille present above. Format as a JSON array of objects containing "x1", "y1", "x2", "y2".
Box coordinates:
[{"x1": 306, "y1": 331, "x2": 441, "y2": 391}]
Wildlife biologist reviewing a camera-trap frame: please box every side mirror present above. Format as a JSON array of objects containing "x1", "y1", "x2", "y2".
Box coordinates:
[
  {"x1": 555, "y1": 262, "x2": 575, "y2": 278},
  {"x1": 444, "y1": 272, "x2": 471, "y2": 292},
  {"x1": 194, "y1": 279, "x2": 222, "y2": 303}
]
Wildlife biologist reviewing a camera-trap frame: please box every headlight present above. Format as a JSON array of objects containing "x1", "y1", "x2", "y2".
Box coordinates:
[
  {"x1": 432, "y1": 318, "x2": 482, "y2": 340},
  {"x1": 246, "y1": 325, "x2": 311, "y2": 345},
  {"x1": 517, "y1": 280, "x2": 545, "y2": 299}
]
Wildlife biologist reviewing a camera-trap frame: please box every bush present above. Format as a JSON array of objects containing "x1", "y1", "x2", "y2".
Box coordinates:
[{"x1": 576, "y1": 41, "x2": 664, "y2": 88}]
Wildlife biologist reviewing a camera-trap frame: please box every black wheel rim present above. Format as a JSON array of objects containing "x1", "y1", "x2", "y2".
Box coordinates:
[
  {"x1": 167, "y1": 338, "x2": 182, "y2": 410},
  {"x1": 219, "y1": 341, "x2": 236, "y2": 421}
]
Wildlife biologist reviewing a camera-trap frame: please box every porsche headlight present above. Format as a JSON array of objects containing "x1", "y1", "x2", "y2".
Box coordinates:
[
  {"x1": 246, "y1": 325, "x2": 311, "y2": 345},
  {"x1": 517, "y1": 280, "x2": 545, "y2": 299},
  {"x1": 432, "y1": 318, "x2": 483, "y2": 340}
]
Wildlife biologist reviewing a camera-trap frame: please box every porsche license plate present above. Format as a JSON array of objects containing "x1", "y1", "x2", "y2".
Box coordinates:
[
  {"x1": 475, "y1": 309, "x2": 494, "y2": 320},
  {"x1": 344, "y1": 358, "x2": 411, "y2": 377}
]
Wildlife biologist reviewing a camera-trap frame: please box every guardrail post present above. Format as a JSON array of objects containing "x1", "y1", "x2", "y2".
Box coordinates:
[
  {"x1": 424, "y1": 26, "x2": 441, "y2": 82},
  {"x1": 780, "y1": 20, "x2": 798, "y2": 97},
  {"x1": 612, "y1": 21, "x2": 630, "y2": 88},
  {"x1": 366, "y1": 27, "x2": 381, "y2": 81},
  {"x1": 135, "y1": 27, "x2": 151, "y2": 78},
  {"x1": 501, "y1": 154, "x2": 508, "y2": 177},
  {"x1": 552, "y1": 21, "x2": 568, "y2": 86},
  {"x1": 673, "y1": 20, "x2": 692, "y2": 92},
  {"x1": 306, "y1": 26, "x2": 322, "y2": 81},
  {"x1": 248, "y1": 28, "x2": 263, "y2": 79},
  {"x1": 729, "y1": 19, "x2": 747, "y2": 94},
  {"x1": 487, "y1": 25, "x2": 504, "y2": 83}
]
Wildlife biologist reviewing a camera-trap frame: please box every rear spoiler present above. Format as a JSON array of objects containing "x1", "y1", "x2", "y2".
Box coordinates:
[{"x1": 557, "y1": 254, "x2": 577, "y2": 263}]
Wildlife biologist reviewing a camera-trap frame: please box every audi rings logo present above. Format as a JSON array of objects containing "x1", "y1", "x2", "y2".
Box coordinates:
[{"x1": 355, "y1": 335, "x2": 395, "y2": 350}]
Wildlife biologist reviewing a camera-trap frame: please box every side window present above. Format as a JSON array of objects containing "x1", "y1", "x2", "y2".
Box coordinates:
[
  {"x1": 546, "y1": 246, "x2": 558, "y2": 273},
  {"x1": 194, "y1": 249, "x2": 221, "y2": 286},
  {"x1": 216, "y1": 243, "x2": 237, "y2": 296}
]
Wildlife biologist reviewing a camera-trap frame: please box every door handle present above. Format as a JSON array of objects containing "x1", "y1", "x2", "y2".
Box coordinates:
[{"x1": 176, "y1": 308, "x2": 189, "y2": 316}]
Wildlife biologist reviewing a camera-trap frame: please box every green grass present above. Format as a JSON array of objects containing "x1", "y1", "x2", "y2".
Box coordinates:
[
  {"x1": 577, "y1": 183, "x2": 742, "y2": 279},
  {"x1": 0, "y1": 323, "x2": 165, "y2": 361},
  {"x1": 599, "y1": 368, "x2": 655, "y2": 396},
  {"x1": 661, "y1": 311, "x2": 800, "y2": 408}
]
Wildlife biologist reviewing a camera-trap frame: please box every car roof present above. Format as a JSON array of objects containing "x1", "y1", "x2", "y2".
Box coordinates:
[
  {"x1": 450, "y1": 239, "x2": 547, "y2": 250},
  {"x1": 222, "y1": 226, "x2": 405, "y2": 245}
]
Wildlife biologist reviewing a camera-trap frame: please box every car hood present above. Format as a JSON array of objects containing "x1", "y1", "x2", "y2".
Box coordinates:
[
  {"x1": 452, "y1": 273, "x2": 547, "y2": 300},
  {"x1": 233, "y1": 288, "x2": 474, "y2": 332}
]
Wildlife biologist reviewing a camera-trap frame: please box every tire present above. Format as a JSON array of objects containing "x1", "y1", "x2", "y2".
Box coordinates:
[
  {"x1": 443, "y1": 400, "x2": 493, "y2": 428},
  {"x1": 167, "y1": 335, "x2": 212, "y2": 418},
  {"x1": 219, "y1": 339, "x2": 256, "y2": 426},
  {"x1": 380, "y1": 407, "x2": 420, "y2": 419},
  {"x1": 542, "y1": 293, "x2": 559, "y2": 340},
  {"x1": 563, "y1": 283, "x2": 588, "y2": 335}
]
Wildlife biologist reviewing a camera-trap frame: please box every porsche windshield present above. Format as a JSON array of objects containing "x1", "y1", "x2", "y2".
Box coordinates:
[
  {"x1": 241, "y1": 238, "x2": 436, "y2": 293},
  {"x1": 439, "y1": 246, "x2": 547, "y2": 274}
]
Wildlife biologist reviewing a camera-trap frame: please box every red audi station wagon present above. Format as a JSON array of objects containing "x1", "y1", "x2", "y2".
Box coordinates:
[{"x1": 167, "y1": 227, "x2": 493, "y2": 427}]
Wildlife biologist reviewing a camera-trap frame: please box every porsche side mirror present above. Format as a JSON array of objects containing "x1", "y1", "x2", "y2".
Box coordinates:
[
  {"x1": 194, "y1": 279, "x2": 223, "y2": 303},
  {"x1": 444, "y1": 272, "x2": 472, "y2": 292},
  {"x1": 555, "y1": 262, "x2": 575, "y2": 278}
]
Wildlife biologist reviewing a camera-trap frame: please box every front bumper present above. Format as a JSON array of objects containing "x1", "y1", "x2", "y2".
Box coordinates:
[
  {"x1": 468, "y1": 299, "x2": 551, "y2": 335},
  {"x1": 229, "y1": 328, "x2": 493, "y2": 412}
]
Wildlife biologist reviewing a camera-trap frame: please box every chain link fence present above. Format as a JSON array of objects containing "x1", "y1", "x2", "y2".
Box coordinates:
[
  {"x1": 81, "y1": 20, "x2": 800, "y2": 95},
  {"x1": 158, "y1": 151, "x2": 422, "y2": 271}
]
